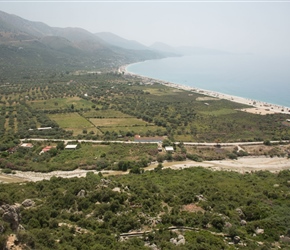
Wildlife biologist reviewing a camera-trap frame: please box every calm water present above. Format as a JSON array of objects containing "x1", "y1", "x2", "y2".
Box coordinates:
[{"x1": 127, "y1": 55, "x2": 290, "y2": 108}]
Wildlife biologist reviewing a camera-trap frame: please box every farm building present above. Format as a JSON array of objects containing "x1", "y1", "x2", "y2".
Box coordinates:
[
  {"x1": 39, "y1": 146, "x2": 56, "y2": 155},
  {"x1": 165, "y1": 146, "x2": 174, "y2": 152},
  {"x1": 20, "y1": 143, "x2": 33, "y2": 148},
  {"x1": 65, "y1": 144, "x2": 78, "y2": 150},
  {"x1": 37, "y1": 127, "x2": 52, "y2": 130}
]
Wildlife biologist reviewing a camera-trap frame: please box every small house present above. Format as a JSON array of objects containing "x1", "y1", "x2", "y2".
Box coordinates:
[
  {"x1": 39, "y1": 146, "x2": 55, "y2": 155},
  {"x1": 20, "y1": 143, "x2": 33, "y2": 148}
]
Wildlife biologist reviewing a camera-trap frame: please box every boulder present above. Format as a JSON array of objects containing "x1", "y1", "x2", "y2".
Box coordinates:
[
  {"x1": 255, "y1": 228, "x2": 264, "y2": 235},
  {"x1": 233, "y1": 236, "x2": 240, "y2": 244},
  {"x1": 235, "y1": 208, "x2": 245, "y2": 218},
  {"x1": 0, "y1": 224, "x2": 4, "y2": 234},
  {"x1": 21, "y1": 199, "x2": 35, "y2": 208},
  {"x1": 240, "y1": 220, "x2": 247, "y2": 226},
  {"x1": 1, "y1": 204, "x2": 20, "y2": 231},
  {"x1": 225, "y1": 222, "x2": 232, "y2": 228},
  {"x1": 176, "y1": 238, "x2": 185, "y2": 245},
  {"x1": 77, "y1": 190, "x2": 86, "y2": 197},
  {"x1": 170, "y1": 238, "x2": 177, "y2": 244}
]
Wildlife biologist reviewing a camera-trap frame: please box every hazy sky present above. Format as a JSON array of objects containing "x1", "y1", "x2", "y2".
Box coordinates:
[{"x1": 1, "y1": 1, "x2": 290, "y2": 56}]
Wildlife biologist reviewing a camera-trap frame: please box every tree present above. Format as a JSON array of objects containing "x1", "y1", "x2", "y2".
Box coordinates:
[{"x1": 57, "y1": 141, "x2": 65, "y2": 150}]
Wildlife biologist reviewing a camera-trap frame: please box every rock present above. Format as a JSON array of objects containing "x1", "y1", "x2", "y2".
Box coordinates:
[
  {"x1": 0, "y1": 224, "x2": 4, "y2": 234},
  {"x1": 77, "y1": 189, "x2": 86, "y2": 197},
  {"x1": 240, "y1": 220, "x2": 247, "y2": 226},
  {"x1": 149, "y1": 243, "x2": 158, "y2": 250},
  {"x1": 170, "y1": 238, "x2": 177, "y2": 244},
  {"x1": 255, "y1": 228, "x2": 264, "y2": 235},
  {"x1": 100, "y1": 179, "x2": 110, "y2": 185},
  {"x1": 280, "y1": 235, "x2": 290, "y2": 243},
  {"x1": 233, "y1": 236, "x2": 240, "y2": 244},
  {"x1": 1, "y1": 204, "x2": 20, "y2": 231},
  {"x1": 21, "y1": 199, "x2": 35, "y2": 208},
  {"x1": 235, "y1": 208, "x2": 245, "y2": 218},
  {"x1": 177, "y1": 234, "x2": 184, "y2": 240},
  {"x1": 176, "y1": 238, "x2": 185, "y2": 245},
  {"x1": 225, "y1": 222, "x2": 232, "y2": 228},
  {"x1": 112, "y1": 187, "x2": 121, "y2": 193}
]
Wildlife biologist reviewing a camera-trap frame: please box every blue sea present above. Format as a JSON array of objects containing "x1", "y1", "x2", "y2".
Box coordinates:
[{"x1": 127, "y1": 55, "x2": 290, "y2": 108}]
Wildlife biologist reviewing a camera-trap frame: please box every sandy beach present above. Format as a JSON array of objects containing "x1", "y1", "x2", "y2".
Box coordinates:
[{"x1": 120, "y1": 65, "x2": 290, "y2": 115}]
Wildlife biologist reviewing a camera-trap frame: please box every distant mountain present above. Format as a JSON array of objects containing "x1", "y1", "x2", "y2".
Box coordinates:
[
  {"x1": 176, "y1": 46, "x2": 231, "y2": 55},
  {"x1": 150, "y1": 41, "x2": 231, "y2": 56},
  {"x1": 95, "y1": 32, "x2": 148, "y2": 51},
  {"x1": 0, "y1": 10, "x2": 167, "y2": 77},
  {"x1": 149, "y1": 42, "x2": 179, "y2": 55}
]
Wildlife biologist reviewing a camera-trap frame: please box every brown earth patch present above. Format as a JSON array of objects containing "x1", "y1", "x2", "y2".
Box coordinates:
[{"x1": 182, "y1": 203, "x2": 204, "y2": 213}]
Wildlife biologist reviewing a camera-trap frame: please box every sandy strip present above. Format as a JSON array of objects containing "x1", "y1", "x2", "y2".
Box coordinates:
[
  {"x1": 164, "y1": 156, "x2": 290, "y2": 173},
  {"x1": 2, "y1": 156, "x2": 290, "y2": 183},
  {"x1": 122, "y1": 65, "x2": 290, "y2": 115}
]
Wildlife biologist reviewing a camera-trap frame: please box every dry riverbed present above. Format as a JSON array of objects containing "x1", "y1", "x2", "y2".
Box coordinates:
[{"x1": 1, "y1": 156, "x2": 290, "y2": 183}]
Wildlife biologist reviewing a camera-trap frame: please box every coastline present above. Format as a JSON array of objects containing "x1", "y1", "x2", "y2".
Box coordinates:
[{"x1": 120, "y1": 64, "x2": 290, "y2": 116}]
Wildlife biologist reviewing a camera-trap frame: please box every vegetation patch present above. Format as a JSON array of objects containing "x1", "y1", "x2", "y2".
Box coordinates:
[
  {"x1": 90, "y1": 117, "x2": 150, "y2": 127},
  {"x1": 199, "y1": 108, "x2": 238, "y2": 116},
  {"x1": 29, "y1": 97, "x2": 93, "y2": 110},
  {"x1": 82, "y1": 109, "x2": 132, "y2": 118},
  {"x1": 48, "y1": 113, "x2": 98, "y2": 136}
]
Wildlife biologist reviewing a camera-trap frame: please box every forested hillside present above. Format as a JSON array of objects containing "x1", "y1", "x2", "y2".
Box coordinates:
[{"x1": 1, "y1": 168, "x2": 290, "y2": 249}]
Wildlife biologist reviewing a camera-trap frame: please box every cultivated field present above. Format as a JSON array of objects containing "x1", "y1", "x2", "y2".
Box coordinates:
[
  {"x1": 48, "y1": 113, "x2": 100, "y2": 136},
  {"x1": 29, "y1": 97, "x2": 93, "y2": 110}
]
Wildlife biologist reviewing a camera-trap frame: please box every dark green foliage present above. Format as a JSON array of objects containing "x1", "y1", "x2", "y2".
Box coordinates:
[{"x1": 1, "y1": 168, "x2": 289, "y2": 249}]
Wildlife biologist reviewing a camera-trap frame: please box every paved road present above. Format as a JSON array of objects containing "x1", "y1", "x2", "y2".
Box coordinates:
[{"x1": 20, "y1": 138, "x2": 289, "y2": 147}]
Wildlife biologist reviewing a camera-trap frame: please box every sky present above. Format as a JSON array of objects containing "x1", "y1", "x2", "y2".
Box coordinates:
[{"x1": 1, "y1": 1, "x2": 290, "y2": 56}]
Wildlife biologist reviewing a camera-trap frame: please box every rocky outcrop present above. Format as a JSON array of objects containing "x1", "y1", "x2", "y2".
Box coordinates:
[
  {"x1": 240, "y1": 220, "x2": 247, "y2": 226},
  {"x1": 233, "y1": 236, "x2": 241, "y2": 244},
  {"x1": 1, "y1": 204, "x2": 21, "y2": 231},
  {"x1": 255, "y1": 227, "x2": 264, "y2": 235},
  {"x1": 170, "y1": 234, "x2": 185, "y2": 246},
  {"x1": 0, "y1": 224, "x2": 4, "y2": 234},
  {"x1": 77, "y1": 190, "x2": 86, "y2": 197},
  {"x1": 21, "y1": 199, "x2": 35, "y2": 208}
]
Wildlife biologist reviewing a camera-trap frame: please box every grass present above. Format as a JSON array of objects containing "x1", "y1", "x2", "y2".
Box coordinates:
[
  {"x1": 199, "y1": 108, "x2": 238, "y2": 116},
  {"x1": 102, "y1": 125, "x2": 166, "y2": 134},
  {"x1": 82, "y1": 109, "x2": 132, "y2": 118},
  {"x1": 48, "y1": 113, "x2": 100, "y2": 136},
  {"x1": 90, "y1": 117, "x2": 150, "y2": 127},
  {"x1": 29, "y1": 97, "x2": 93, "y2": 110}
]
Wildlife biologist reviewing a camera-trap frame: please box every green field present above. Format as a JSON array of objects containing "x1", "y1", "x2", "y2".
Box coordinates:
[
  {"x1": 199, "y1": 108, "x2": 238, "y2": 116},
  {"x1": 82, "y1": 109, "x2": 132, "y2": 118},
  {"x1": 29, "y1": 97, "x2": 93, "y2": 110},
  {"x1": 90, "y1": 117, "x2": 151, "y2": 127},
  {"x1": 48, "y1": 113, "x2": 100, "y2": 136},
  {"x1": 103, "y1": 125, "x2": 166, "y2": 134}
]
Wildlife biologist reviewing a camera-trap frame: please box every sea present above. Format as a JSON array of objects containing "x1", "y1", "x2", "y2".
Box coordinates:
[{"x1": 126, "y1": 54, "x2": 290, "y2": 108}]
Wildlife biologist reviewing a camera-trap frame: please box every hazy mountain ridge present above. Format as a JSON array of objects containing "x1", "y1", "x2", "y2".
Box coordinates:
[
  {"x1": 95, "y1": 32, "x2": 148, "y2": 50},
  {"x1": 0, "y1": 10, "x2": 167, "y2": 76},
  {"x1": 0, "y1": 10, "x2": 233, "y2": 78},
  {"x1": 150, "y1": 41, "x2": 231, "y2": 56}
]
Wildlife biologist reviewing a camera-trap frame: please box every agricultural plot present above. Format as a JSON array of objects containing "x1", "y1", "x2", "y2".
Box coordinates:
[
  {"x1": 103, "y1": 125, "x2": 166, "y2": 135},
  {"x1": 82, "y1": 109, "x2": 132, "y2": 118},
  {"x1": 48, "y1": 113, "x2": 100, "y2": 136},
  {"x1": 90, "y1": 117, "x2": 150, "y2": 127},
  {"x1": 199, "y1": 108, "x2": 238, "y2": 116},
  {"x1": 29, "y1": 97, "x2": 93, "y2": 110}
]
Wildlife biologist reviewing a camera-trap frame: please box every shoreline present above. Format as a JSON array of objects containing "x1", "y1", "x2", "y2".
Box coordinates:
[{"x1": 120, "y1": 64, "x2": 290, "y2": 115}]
